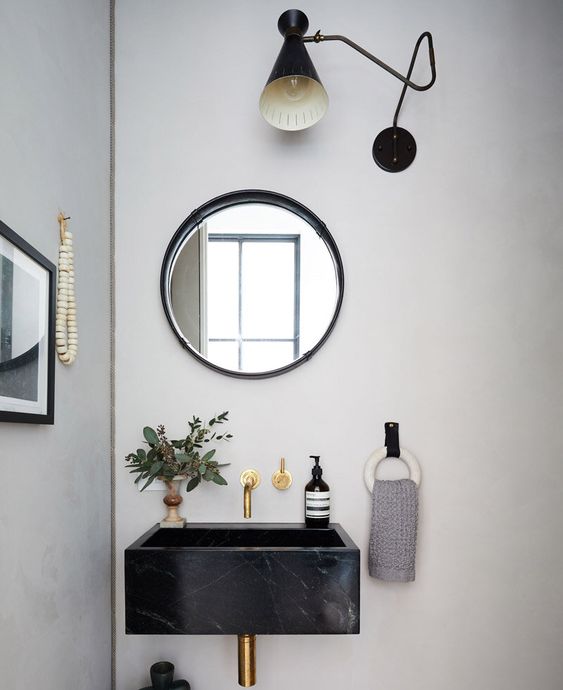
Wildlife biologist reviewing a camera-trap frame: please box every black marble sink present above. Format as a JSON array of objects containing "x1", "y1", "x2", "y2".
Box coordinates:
[{"x1": 125, "y1": 523, "x2": 360, "y2": 636}]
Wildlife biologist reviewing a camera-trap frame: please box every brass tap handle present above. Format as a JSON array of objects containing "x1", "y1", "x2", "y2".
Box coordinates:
[
  {"x1": 272, "y1": 457, "x2": 292, "y2": 490},
  {"x1": 240, "y1": 469, "x2": 261, "y2": 519}
]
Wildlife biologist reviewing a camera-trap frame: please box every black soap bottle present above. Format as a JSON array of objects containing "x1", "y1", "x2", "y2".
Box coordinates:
[{"x1": 305, "y1": 455, "x2": 330, "y2": 528}]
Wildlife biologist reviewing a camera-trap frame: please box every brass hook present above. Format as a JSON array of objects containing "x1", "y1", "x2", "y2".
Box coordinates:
[{"x1": 57, "y1": 212, "x2": 70, "y2": 242}]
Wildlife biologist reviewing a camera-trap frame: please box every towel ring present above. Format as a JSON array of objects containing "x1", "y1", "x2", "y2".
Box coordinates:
[{"x1": 364, "y1": 447, "x2": 422, "y2": 491}]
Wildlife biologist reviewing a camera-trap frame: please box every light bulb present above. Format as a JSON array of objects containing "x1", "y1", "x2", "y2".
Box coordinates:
[{"x1": 282, "y1": 76, "x2": 310, "y2": 101}]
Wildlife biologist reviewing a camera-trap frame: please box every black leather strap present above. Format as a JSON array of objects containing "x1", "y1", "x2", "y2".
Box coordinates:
[{"x1": 384, "y1": 422, "x2": 400, "y2": 458}]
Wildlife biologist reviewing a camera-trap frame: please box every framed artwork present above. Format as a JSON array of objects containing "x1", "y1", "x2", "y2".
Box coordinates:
[{"x1": 0, "y1": 219, "x2": 55, "y2": 423}]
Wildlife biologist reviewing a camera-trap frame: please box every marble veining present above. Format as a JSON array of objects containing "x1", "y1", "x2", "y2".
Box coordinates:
[{"x1": 125, "y1": 523, "x2": 360, "y2": 635}]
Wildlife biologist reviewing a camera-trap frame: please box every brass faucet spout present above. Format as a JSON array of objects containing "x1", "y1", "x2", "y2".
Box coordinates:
[
  {"x1": 244, "y1": 480, "x2": 252, "y2": 518},
  {"x1": 240, "y1": 470, "x2": 261, "y2": 519}
]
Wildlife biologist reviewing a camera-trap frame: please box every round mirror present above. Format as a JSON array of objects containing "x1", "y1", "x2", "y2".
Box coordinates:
[{"x1": 161, "y1": 190, "x2": 344, "y2": 378}]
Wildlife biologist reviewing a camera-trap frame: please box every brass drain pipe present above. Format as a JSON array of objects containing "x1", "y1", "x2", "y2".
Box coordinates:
[{"x1": 238, "y1": 634, "x2": 256, "y2": 687}]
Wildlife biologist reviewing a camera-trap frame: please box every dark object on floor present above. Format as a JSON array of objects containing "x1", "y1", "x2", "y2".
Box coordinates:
[{"x1": 138, "y1": 660, "x2": 190, "y2": 690}]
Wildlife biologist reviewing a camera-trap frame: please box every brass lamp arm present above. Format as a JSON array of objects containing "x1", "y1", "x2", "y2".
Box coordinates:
[{"x1": 303, "y1": 31, "x2": 436, "y2": 93}]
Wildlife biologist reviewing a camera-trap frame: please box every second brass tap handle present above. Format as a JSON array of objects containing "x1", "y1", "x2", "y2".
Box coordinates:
[{"x1": 272, "y1": 457, "x2": 293, "y2": 490}]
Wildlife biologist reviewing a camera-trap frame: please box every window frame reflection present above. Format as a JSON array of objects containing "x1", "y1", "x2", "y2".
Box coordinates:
[{"x1": 207, "y1": 233, "x2": 300, "y2": 370}]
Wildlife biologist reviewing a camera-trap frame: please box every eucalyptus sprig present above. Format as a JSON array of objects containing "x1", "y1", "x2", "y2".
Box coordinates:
[{"x1": 125, "y1": 412, "x2": 232, "y2": 492}]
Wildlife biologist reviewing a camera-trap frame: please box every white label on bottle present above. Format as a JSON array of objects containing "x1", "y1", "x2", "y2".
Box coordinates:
[{"x1": 305, "y1": 491, "x2": 330, "y2": 518}]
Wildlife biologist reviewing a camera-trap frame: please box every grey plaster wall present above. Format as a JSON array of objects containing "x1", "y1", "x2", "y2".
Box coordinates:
[
  {"x1": 0, "y1": 1, "x2": 111, "y2": 687},
  {"x1": 115, "y1": 1, "x2": 563, "y2": 689}
]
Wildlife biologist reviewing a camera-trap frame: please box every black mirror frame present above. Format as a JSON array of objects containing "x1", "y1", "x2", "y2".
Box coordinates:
[{"x1": 161, "y1": 190, "x2": 344, "y2": 379}]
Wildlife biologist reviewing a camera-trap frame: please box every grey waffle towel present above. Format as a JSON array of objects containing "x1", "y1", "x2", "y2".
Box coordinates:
[{"x1": 369, "y1": 478, "x2": 418, "y2": 582}]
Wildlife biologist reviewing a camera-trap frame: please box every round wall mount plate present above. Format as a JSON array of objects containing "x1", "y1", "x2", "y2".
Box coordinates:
[
  {"x1": 272, "y1": 469, "x2": 293, "y2": 490},
  {"x1": 372, "y1": 127, "x2": 417, "y2": 172}
]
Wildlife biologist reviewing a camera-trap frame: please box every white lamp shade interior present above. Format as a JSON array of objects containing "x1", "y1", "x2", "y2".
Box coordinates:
[{"x1": 259, "y1": 76, "x2": 328, "y2": 131}]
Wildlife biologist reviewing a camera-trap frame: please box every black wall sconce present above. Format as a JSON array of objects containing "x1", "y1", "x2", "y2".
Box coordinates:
[{"x1": 259, "y1": 9, "x2": 436, "y2": 172}]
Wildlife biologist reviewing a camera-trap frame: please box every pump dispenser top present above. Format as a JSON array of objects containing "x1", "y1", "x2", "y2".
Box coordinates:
[{"x1": 310, "y1": 455, "x2": 322, "y2": 477}]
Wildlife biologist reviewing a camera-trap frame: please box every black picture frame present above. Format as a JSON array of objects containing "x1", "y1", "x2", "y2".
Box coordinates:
[{"x1": 0, "y1": 219, "x2": 55, "y2": 424}]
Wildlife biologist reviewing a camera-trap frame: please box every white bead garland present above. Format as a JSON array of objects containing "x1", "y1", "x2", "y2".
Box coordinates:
[{"x1": 56, "y1": 213, "x2": 77, "y2": 365}]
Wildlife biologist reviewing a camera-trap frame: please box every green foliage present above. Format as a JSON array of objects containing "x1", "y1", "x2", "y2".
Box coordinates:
[{"x1": 125, "y1": 412, "x2": 232, "y2": 492}]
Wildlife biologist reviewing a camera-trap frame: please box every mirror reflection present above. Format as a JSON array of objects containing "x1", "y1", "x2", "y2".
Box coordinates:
[{"x1": 163, "y1": 194, "x2": 343, "y2": 378}]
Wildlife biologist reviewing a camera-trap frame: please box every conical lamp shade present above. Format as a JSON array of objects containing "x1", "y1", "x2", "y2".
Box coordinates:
[{"x1": 259, "y1": 34, "x2": 328, "y2": 131}]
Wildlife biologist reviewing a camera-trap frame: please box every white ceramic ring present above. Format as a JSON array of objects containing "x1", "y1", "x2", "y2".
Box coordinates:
[{"x1": 364, "y1": 446, "x2": 421, "y2": 491}]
